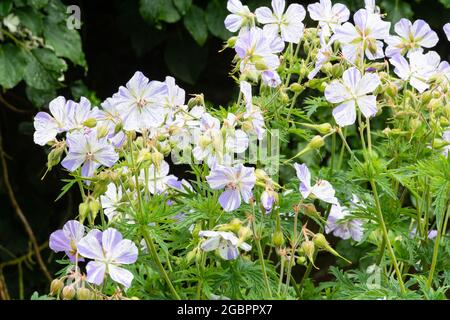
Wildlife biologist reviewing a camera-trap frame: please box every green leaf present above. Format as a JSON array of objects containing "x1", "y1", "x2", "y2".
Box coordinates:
[
  {"x1": 43, "y1": 0, "x2": 67, "y2": 23},
  {"x1": 27, "y1": 0, "x2": 49, "y2": 10},
  {"x1": 183, "y1": 5, "x2": 208, "y2": 46},
  {"x1": 0, "y1": 44, "x2": 28, "y2": 89},
  {"x1": 173, "y1": 0, "x2": 192, "y2": 15},
  {"x1": 43, "y1": 21, "x2": 86, "y2": 67},
  {"x1": 15, "y1": 7, "x2": 44, "y2": 35},
  {"x1": 438, "y1": 0, "x2": 450, "y2": 9},
  {"x1": 23, "y1": 48, "x2": 65, "y2": 90},
  {"x1": 380, "y1": 0, "x2": 413, "y2": 24},
  {"x1": 139, "y1": 0, "x2": 181, "y2": 24},
  {"x1": 26, "y1": 86, "x2": 56, "y2": 107},
  {"x1": 0, "y1": 0, "x2": 13, "y2": 16},
  {"x1": 205, "y1": 0, "x2": 232, "y2": 40},
  {"x1": 164, "y1": 32, "x2": 208, "y2": 85}
]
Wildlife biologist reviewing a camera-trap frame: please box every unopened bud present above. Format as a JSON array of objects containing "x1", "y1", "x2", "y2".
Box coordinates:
[
  {"x1": 79, "y1": 202, "x2": 90, "y2": 222},
  {"x1": 229, "y1": 218, "x2": 243, "y2": 232},
  {"x1": 187, "y1": 94, "x2": 205, "y2": 108},
  {"x1": 386, "y1": 83, "x2": 398, "y2": 97},
  {"x1": 61, "y1": 286, "x2": 76, "y2": 300},
  {"x1": 255, "y1": 169, "x2": 269, "y2": 182},
  {"x1": 97, "y1": 125, "x2": 110, "y2": 139},
  {"x1": 47, "y1": 146, "x2": 64, "y2": 169},
  {"x1": 313, "y1": 233, "x2": 351, "y2": 264},
  {"x1": 50, "y1": 279, "x2": 64, "y2": 295},
  {"x1": 272, "y1": 230, "x2": 284, "y2": 247},
  {"x1": 77, "y1": 287, "x2": 92, "y2": 300},
  {"x1": 301, "y1": 240, "x2": 316, "y2": 267},
  {"x1": 289, "y1": 83, "x2": 303, "y2": 93},
  {"x1": 89, "y1": 199, "x2": 101, "y2": 220},
  {"x1": 114, "y1": 122, "x2": 123, "y2": 135},
  {"x1": 238, "y1": 226, "x2": 252, "y2": 240},
  {"x1": 83, "y1": 118, "x2": 97, "y2": 128},
  {"x1": 151, "y1": 150, "x2": 164, "y2": 167},
  {"x1": 227, "y1": 36, "x2": 237, "y2": 48},
  {"x1": 307, "y1": 135, "x2": 325, "y2": 150}
]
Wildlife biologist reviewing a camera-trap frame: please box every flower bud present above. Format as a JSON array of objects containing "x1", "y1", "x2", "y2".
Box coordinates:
[
  {"x1": 50, "y1": 279, "x2": 64, "y2": 295},
  {"x1": 238, "y1": 226, "x2": 252, "y2": 240},
  {"x1": 61, "y1": 285, "x2": 76, "y2": 300},
  {"x1": 226, "y1": 36, "x2": 237, "y2": 48},
  {"x1": 229, "y1": 218, "x2": 243, "y2": 232},
  {"x1": 313, "y1": 233, "x2": 351, "y2": 264},
  {"x1": 96, "y1": 125, "x2": 110, "y2": 139},
  {"x1": 330, "y1": 63, "x2": 343, "y2": 78},
  {"x1": 151, "y1": 150, "x2": 164, "y2": 167},
  {"x1": 307, "y1": 135, "x2": 325, "y2": 150},
  {"x1": 187, "y1": 94, "x2": 205, "y2": 108},
  {"x1": 289, "y1": 83, "x2": 303, "y2": 93},
  {"x1": 279, "y1": 91, "x2": 289, "y2": 104},
  {"x1": 137, "y1": 148, "x2": 151, "y2": 164},
  {"x1": 78, "y1": 202, "x2": 90, "y2": 223},
  {"x1": 255, "y1": 169, "x2": 269, "y2": 183},
  {"x1": 82, "y1": 118, "x2": 97, "y2": 128},
  {"x1": 386, "y1": 83, "x2": 398, "y2": 98},
  {"x1": 77, "y1": 287, "x2": 92, "y2": 300},
  {"x1": 89, "y1": 199, "x2": 101, "y2": 221},
  {"x1": 114, "y1": 122, "x2": 123, "y2": 135},
  {"x1": 296, "y1": 256, "x2": 306, "y2": 266},
  {"x1": 242, "y1": 120, "x2": 254, "y2": 132},
  {"x1": 301, "y1": 240, "x2": 316, "y2": 266},
  {"x1": 47, "y1": 146, "x2": 64, "y2": 170},
  {"x1": 186, "y1": 248, "x2": 197, "y2": 263},
  {"x1": 272, "y1": 230, "x2": 284, "y2": 247}
]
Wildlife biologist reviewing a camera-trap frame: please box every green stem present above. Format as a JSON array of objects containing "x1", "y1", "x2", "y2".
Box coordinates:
[{"x1": 252, "y1": 208, "x2": 272, "y2": 298}]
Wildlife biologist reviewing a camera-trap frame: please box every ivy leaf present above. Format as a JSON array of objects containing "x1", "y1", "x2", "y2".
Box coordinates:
[
  {"x1": 173, "y1": 0, "x2": 192, "y2": 15},
  {"x1": 380, "y1": 0, "x2": 413, "y2": 24},
  {"x1": 43, "y1": 20, "x2": 86, "y2": 68},
  {"x1": 205, "y1": 0, "x2": 232, "y2": 40},
  {"x1": 183, "y1": 5, "x2": 208, "y2": 46},
  {"x1": 15, "y1": 7, "x2": 44, "y2": 35},
  {"x1": 0, "y1": 0, "x2": 13, "y2": 16},
  {"x1": 164, "y1": 32, "x2": 208, "y2": 85},
  {"x1": 24, "y1": 48, "x2": 65, "y2": 90},
  {"x1": 0, "y1": 44, "x2": 28, "y2": 89},
  {"x1": 140, "y1": 0, "x2": 181, "y2": 25}
]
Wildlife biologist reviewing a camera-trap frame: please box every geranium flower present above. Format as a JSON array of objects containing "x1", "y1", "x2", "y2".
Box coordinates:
[
  {"x1": 206, "y1": 164, "x2": 256, "y2": 212},
  {"x1": 444, "y1": 23, "x2": 450, "y2": 41},
  {"x1": 139, "y1": 160, "x2": 177, "y2": 195},
  {"x1": 325, "y1": 67, "x2": 381, "y2": 127},
  {"x1": 110, "y1": 71, "x2": 167, "y2": 131},
  {"x1": 255, "y1": 0, "x2": 306, "y2": 43},
  {"x1": 98, "y1": 98, "x2": 126, "y2": 148},
  {"x1": 326, "y1": 204, "x2": 363, "y2": 241},
  {"x1": 308, "y1": 33, "x2": 333, "y2": 79},
  {"x1": 100, "y1": 183, "x2": 123, "y2": 221},
  {"x1": 65, "y1": 97, "x2": 101, "y2": 130},
  {"x1": 161, "y1": 76, "x2": 185, "y2": 114},
  {"x1": 49, "y1": 220, "x2": 85, "y2": 262},
  {"x1": 294, "y1": 163, "x2": 338, "y2": 204},
  {"x1": 240, "y1": 81, "x2": 266, "y2": 140},
  {"x1": 261, "y1": 190, "x2": 275, "y2": 213},
  {"x1": 199, "y1": 230, "x2": 251, "y2": 260},
  {"x1": 385, "y1": 19, "x2": 438, "y2": 57},
  {"x1": 61, "y1": 131, "x2": 119, "y2": 178},
  {"x1": 33, "y1": 96, "x2": 68, "y2": 146},
  {"x1": 224, "y1": 0, "x2": 253, "y2": 33},
  {"x1": 77, "y1": 228, "x2": 138, "y2": 288},
  {"x1": 364, "y1": 0, "x2": 380, "y2": 15},
  {"x1": 389, "y1": 51, "x2": 440, "y2": 92},
  {"x1": 307, "y1": 0, "x2": 350, "y2": 38},
  {"x1": 332, "y1": 9, "x2": 390, "y2": 62}
]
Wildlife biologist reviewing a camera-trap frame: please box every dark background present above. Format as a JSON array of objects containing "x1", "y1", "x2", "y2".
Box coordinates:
[{"x1": 0, "y1": 0, "x2": 449, "y2": 299}]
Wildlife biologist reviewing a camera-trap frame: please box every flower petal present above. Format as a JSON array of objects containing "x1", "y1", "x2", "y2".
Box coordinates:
[
  {"x1": 109, "y1": 264, "x2": 134, "y2": 289},
  {"x1": 219, "y1": 189, "x2": 242, "y2": 212},
  {"x1": 332, "y1": 100, "x2": 356, "y2": 127},
  {"x1": 357, "y1": 95, "x2": 378, "y2": 118},
  {"x1": 85, "y1": 261, "x2": 106, "y2": 285}
]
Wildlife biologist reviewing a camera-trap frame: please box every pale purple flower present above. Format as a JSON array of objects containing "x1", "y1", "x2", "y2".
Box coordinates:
[
  {"x1": 307, "y1": 0, "x2": 350, "y2": 37},
  {"x1": 444, "y1": 23, "x2": 450, "y2": 41},
  {"x1": 240, "y1": 81, "x2": 266, "y2": 140},
  {"x1": 65, "y1": 97, "x2": 100, "y2": 130},
  {"x1": 409, "y1": 227, "x2": 438, "y2": 240},
  {"x1": 326, "y1": 204, "x2": 363, "y2": 241},
  {"x1": 261, "y1": 190, "x2": 275, "y2": 213},
  {"x1": 77, "y1": 228, "x2": 138, "y2": 288},
  {"x1": 333, "y1": 9, "x2": 390, "y2": 62},
  {"x1": 61, "y1": 131, "x2": 119, "y2": 178},
  {"x1": 294, "y1": 163, "x2": 338, "y2": 204},
  {"x1": 325, "y1": 67, "x2": 381, "y2": 127},
  {"x1": 385, "y1": 19, "x2": 438, "y2": 57},
  {"x1": 199, "y1": 230, "x2": 251, "y2": 260},
  {"x1": 389, "y1": 51, "x2": 440, "y2": 92},
  {"x1": 98, "y1": 98, "x2": 126, "y2": 148},
  {"x1": 110, "y1": 71, "x2": 167, "y2": 131},
  {"x1": 206, "y1": 164, "x2": 256, "y2": 212},
  {"x1": 261, "y1": 70, "x2": 281, "y2": 87},
  {"x1": 235, "y1": 27, "x2": 281, "y2": 74},
  {"x1": 364, "y1": 0, "x2": 380, "y2": 15},
  {"x1": 165, "y1": 176, "x2": 193, "y2": 193},
  {"x1": 33, "y1": 96, "x2": 68, "y2": 146},
  {"x1": 224, "y1": 0, "x2": 253, "y2": 33},
  {"x1": 139, "y1": 160, "x2": 177, "y2": 195},
  {"x1": 100, "y1": 183, "x2": 123, "y2": 221},
  {"x1": 162, "y1": 76, "x2": 185, "y2": 113},
  {"x1": 255, "y1": 0, "x2": 306, "y2": 43},
  {"x1": 49, "y1": 220, "x2": 85, "y2": 262},
  {"x1": 308, "y1": 33, "x2": 333, "y2": 79}
]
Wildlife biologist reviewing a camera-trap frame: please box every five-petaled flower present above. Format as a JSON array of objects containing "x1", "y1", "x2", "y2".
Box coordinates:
[
  {"x1": 307, "y1": 0, "x2": 350, "y2": 38},
  {"x1": 77, "y1": 228, "x2": 138, "y2": 289},
  {"x1": 49, "y1": 220, "x2": 86, "y2": 262}
]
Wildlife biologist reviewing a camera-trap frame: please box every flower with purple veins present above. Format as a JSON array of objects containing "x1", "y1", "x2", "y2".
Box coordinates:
[
  {"x1": 240, "y1": 81, "x2": 266, "y2": 140},
  {"x1": 65, "y1": 97, "x2": 101, "y2": 131},
  {"x1": 326, "y1": 204, "x2": 363, "y2": 241},
  {"x1": 389, "y1": 51, "x2": 440, "y2": 93},
  {"x1": 100, "y1": 183, "x2": 123, "y2": 221},
  {"x1": 49, "y1": 220, "x2": 85, "y2": 262},
  {"x1": 255, "y1": 0, "x2": 306, "y2": 44},
  {"x1": 308, "y1": 33, "x2": 333, "y2": 80},
  {"x1": 162, "y1": 76, "x2": 185, "y2": 114},
  {"x1": 224, "y1": 0, "x2": 253, "y2": 33},
  {"x1": 77, "y1": 228, "x2": 138, "y2": 289},
  {"x1": 61, "y1": 130, "x2": 119, "y2": 178},
  {"x1": 110, "y1": 71, "x2": 167, "y2": 131},
  {"x1": 33, "y1": 96, "x2": 68, "y2": 146},
  {"x1": 294, "y1": 163, "x2": 338, "y2": 204},
  {"x1": 206, "y1": 164, "x2": 256, "y2": 212},
  {"x1": 385, "y1": 19, "x2": 438, "y2": 58},
  {"x1": 307, "y1": 0, "x2": 350, "y2": 38},
  {"x1": 261, "y1": 190, "x2": 275, "y2": 213},
  {"x1": 199, "y1": 230, "x2": 251, "y2": 260},
  {"x1": 332, "y1": 9, "x2": 390, "y2": 62},
  {"x1": 325, "y1": 67, "x2": 381, "y2": 127}
]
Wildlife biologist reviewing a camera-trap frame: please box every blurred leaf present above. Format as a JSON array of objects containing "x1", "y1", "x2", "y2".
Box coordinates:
[
  {"x1": 164, "y1": 32, "x2": 208, "y2": 84},
  {"x1": 183, "y1": 5, "x2": 208, "y2": 46},
  {"x1": 0, "y1": 0, "x2": 13, "y2": 16},
  {"x1": 0, "y1": 44, "x2": 28, "y2": 89},
  {"x1": 439, "y1": 0, "x2": 450, "y2": 8},
  {"x1": 70, "y1": 80, "x2": 100, "y2": 105},
  {"x1": 26, "y1": 85, "x2": 56, "y2": 107},
  {"x1": 27, "y1": 0, "x2": 49, "y2": 10},
  {"x1": 43, "y1": 0, "x2": 69, "y2": 24},
  {"x1": 15, "y1": 7, "x2": 44, "y2": 35},
  {"x1": 173, "y1": 0, "x2": 192, "y2": 15},
  {"x1": 140, "y1": 0, "x2": 181, "y2": 24},
  {"x1": 380, "y1": 0, "x2": 413, "y2": 24},
  {"x1": 43, "y1": 20, "x2": 86, "y2": 67},
  {"x1": 205, "y1": 0, "x2": 232, "y2": 40},
  {"x1": 23, "y1": 48, "x2": 64, "y2": 90}
]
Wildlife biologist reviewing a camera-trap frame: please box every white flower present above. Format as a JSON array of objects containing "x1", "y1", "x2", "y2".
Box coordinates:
[
  {"x1": 100, "y1": 183, "x2": 123, "y2": 221},
  {"x1": 294, "y1": 163, "x2": 338, "y2": 204},
  {"x1": 199, "y1": 230, "x2": 251, "y2": 260},
  {"x1": 224, "y1": 0, "x2": 253, "y2": 33},
  {"x1": 307, "y1": 0, "x2": 350, "y2": 37},
  {"x1": 255, "y1": 0, "x2": 306, "y2": 44},
  {"x1": 326, "y1": 204, "x2": 363, "y2": 241}
]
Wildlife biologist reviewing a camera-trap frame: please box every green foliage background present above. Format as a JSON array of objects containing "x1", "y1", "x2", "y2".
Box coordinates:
[{"x1": 0, "y1": 0, "x2": 449, "y2": 299}]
